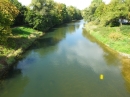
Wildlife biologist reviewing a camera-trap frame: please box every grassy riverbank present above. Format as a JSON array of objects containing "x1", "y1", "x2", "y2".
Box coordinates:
[
  {"x1": 85, "y1": 22, "x2": 130, "y2": 55},
  {"x1": 0, "y1": 27, "x2": 43, "y2": 76}
]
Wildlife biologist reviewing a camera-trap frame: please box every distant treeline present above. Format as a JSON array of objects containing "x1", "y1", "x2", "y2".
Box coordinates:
[
  {"x1": 82, "y1": 0, "x2": 130, "y2": 26},
  {"x1": 0, "y1": 0, "x2": 82, "y2": 44}
]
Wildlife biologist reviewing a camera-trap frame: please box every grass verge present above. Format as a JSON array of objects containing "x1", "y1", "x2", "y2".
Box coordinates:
[{"x1": 85, "y1": 22, "x2": 130, "y2": 55}]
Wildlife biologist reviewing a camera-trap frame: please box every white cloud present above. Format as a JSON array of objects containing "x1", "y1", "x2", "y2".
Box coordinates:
[{"x1": 60, "y1": 39, "x2": 120, "y2": 74}]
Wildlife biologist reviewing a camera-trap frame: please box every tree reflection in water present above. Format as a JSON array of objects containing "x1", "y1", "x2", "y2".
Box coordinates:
[
  {"x1": 83, "y1": 28, "x2": 130, "y2": 93},
  {"x1": 0, "y1": 67, "x2": 29, "y2": 97},
  {"x1": 122, "y1": 58, "x2": 130, "y2": 92},
  {"x1": 82, "y1": 29, "x2": 120, "y2": 66}
]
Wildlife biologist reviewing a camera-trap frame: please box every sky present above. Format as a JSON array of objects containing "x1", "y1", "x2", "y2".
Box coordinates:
[{"x1": 18, "y1": 0, "x2": 111, "y2": 10}]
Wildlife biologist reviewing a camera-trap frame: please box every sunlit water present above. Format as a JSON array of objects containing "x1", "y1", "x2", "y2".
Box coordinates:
[{"x1": 0, "y1": 20, "x2": 130, "y2": 97}]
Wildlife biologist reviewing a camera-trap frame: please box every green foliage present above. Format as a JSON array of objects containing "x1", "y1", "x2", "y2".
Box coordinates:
[
  {"x1": 25, "y1": 0, "x2": 82, "y2": 31},
  {"x1": 0, "y1": 64, "x2": 4, "y2": 69},
  {"x1": 120, "y1": 25, "x2": 130, "y2": 36},
  {"x1": 10, "y1": 0, "x2": 27, "y2": 26},
  {"x1": 0, "y1": 26, "x2": 42, "y2": 58},
  {"x1": 101, "y1": 0, "x2": 128, "y2": 26},
  {"x1": 0, "y1": 0, "x2": 19, "y2": 45},
  {"x1": 6, "y1": 57, "x2": 15, "y2": 65},
  {"x1": 82, "y1": 0, "x2": 102, "y2": 22},
  {"x1": 125, "y1": 0, "x2": 130, "y2": 20},
  {"x1": 12, "y1": 27, "x2": 35, "y2": 37},
  {"x1": 82, "y1": 0, "x2": 130, "y2": 27},
  {"x1": 85, "y1": 23, "x2": 130, "y2": 54}
]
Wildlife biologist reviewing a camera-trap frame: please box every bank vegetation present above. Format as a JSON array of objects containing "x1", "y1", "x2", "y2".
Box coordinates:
[
  {"x1": 82, "y1": 0, "x2": 130, "y2": 56},
  {"x1": 0, "y1": 0, "x2": 82, "y2": 77}
]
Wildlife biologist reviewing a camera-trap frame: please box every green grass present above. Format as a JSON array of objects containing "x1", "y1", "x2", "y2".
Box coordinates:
[
  {"x1": 12, "y1": 27, "x2": 35, "y2": 38},
  {"x1": 0, "y1": 26, "x2": 44, "y2": 76},
  {"x1": 0, "y1": 26, "x2": 43, "y2": 60},
  {"x1": 86, "y1": 23, "x2": 130, "y2": 54}
]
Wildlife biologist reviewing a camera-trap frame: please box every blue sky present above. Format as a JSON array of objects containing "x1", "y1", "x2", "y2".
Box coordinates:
[{"x1": 18, "y1": 0, "x2": 111, "y2": 10}]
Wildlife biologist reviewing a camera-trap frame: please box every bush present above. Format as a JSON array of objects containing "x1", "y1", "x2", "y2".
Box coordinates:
[
  {"x1": 6, "y1": 57, "x2": 15, "y2": 65},
  {"x1": 109, "y1": 32, "x2": 122, "y2": 40}
]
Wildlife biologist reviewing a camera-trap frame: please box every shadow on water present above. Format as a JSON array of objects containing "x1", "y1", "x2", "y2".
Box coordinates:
[
  {"x1": 29, "y1": 21, "x2": 80, "y2": 50},
  {"x1": 0, "y1": 67, "x2": 29, "y2": 97},
  {"x1": 26, "y1": 26, "x2": 67, "y2": 54},
  {"x1": 46, "y1": 23, "x2": 68, "y2": 33}
]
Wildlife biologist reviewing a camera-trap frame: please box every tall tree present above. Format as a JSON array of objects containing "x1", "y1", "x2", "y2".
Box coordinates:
[
  {"x1": 0, "y1": 0, "x2": 19, "y2": 44},
  {"x1": 100, "y1": 0, "x2": 128, "y2": 26},
  {"x1": 25, "y1": 0, "x2": 82, "y2": 31},
  {"x1": 125, "y1": 0, "x2": 130, "y2": 21},
  {"x1": 82, "y1": 0, "x2": 103, "y2": 22},
  {"x1": 10, "y1": 0, "x2": 27, "y2": 26},
  {"x1": 83, "y1": 0, "x2": 129, "y2": 26}
]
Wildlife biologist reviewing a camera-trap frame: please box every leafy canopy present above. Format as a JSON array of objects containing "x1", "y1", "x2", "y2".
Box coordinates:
[{"x1": 0, "y1": 0, "x2": 19, "y2": 44}]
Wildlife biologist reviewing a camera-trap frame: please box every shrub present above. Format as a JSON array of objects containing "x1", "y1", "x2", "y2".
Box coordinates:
[
  {"x1": 109, "y1": 32, "x2": 122, "y2": 40},
  {"x1": 6, "y1": 57, "x2": 15, "y2": 65}
]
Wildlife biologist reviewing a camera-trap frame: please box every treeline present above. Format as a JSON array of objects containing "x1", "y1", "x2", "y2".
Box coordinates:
[
  {"x1": 26, "y1": 0, "x2": 82, "y2": 31},
  {"x1": 0, "y1": 0, "x2": 82, "y2": 44},
  {"x1": 82, "y1": 0, "x2": 130, "y2": 26}
]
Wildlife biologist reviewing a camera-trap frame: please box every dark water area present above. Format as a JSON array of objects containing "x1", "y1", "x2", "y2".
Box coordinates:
[{"x1": 0, "y1": 20, "x2": 130, "y2": 97}]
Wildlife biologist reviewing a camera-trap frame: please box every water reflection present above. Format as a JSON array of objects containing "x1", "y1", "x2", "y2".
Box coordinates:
[
  {"x1": 29, "y1": 27, "x2": 67, "y2": 56},
  {"x1": 122, "y1": 58, "x2": 130, "y2": 92},
  {"x1": 41, "y1": 28, "x2": 66, "y2": 43},
  {"x1": 66, "y1": 21, "x2": 81, "y2": 33},
  {"x1": 0, "y1": 68, "x2": 29, "y2": 97},
  {"x1": 29, "y1": 21, "x2": 81, "y2": 57},
  {"x1": 0, "y1": 20, "x2": 130, "y2": 97},
  {"x1": 82, "y1": 29, "x2": 121, "y2": 66},
  {"x1": 66, "y1": 24, "x2": 76, "y2": 33},
  {"x1": 83, "y1": 27, "x2": 130, "y2": 94}
]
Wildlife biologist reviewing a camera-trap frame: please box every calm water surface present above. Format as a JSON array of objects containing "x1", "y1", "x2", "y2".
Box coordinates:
[{"x1": 0, "y1": 20, "x2": 130, "y2": 97}]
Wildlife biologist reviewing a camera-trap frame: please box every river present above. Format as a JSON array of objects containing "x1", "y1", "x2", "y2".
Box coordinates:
[{"x1": 0, "y1": 20, "x2": 130, "y2": 97}]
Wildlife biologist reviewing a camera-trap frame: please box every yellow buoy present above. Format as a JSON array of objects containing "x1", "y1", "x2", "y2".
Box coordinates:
[{"x1": 100, "y1": 74, "x2": 104, "y2": 80}]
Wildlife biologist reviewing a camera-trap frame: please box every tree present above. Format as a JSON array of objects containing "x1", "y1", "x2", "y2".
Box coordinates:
[
  {"x1": 30, "y1": 0, "x2": 46, "y2": 15},
  {"x1": 82, "y1": 0, "x2": 103, "y2": 22},
  {"x1": 25, "y1": 0, "x2": 82, "y2": 31},
  {"x1": 94, "y1": 2, "x2": 106, "y2": 22},
  {"x1": 10, "y1": 0, "x2": 27, "y2": 26},
  {"x1": 125, "y1": 0, "x2": 130, "y2": 21},
  {"x1": 83, "y1": 0, "x2": 129, "y2": 27},
  {"x1": 0, "y1": 0, "x2": 19, "y2": 44},
  {"x1": 99, "y1": 0, "x2": 128, "y2": 26},
  {"x1": 26, "y1": 0, "x2": 57, "y2": 30}
]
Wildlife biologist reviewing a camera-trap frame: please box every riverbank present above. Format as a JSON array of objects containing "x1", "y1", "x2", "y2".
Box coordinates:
[
  {"x1": 85, "y1": 22, "x2": 130, "y2": 58},
  {"x1": 0, "y1": 27, "x2": 44, "y2": 78}
]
